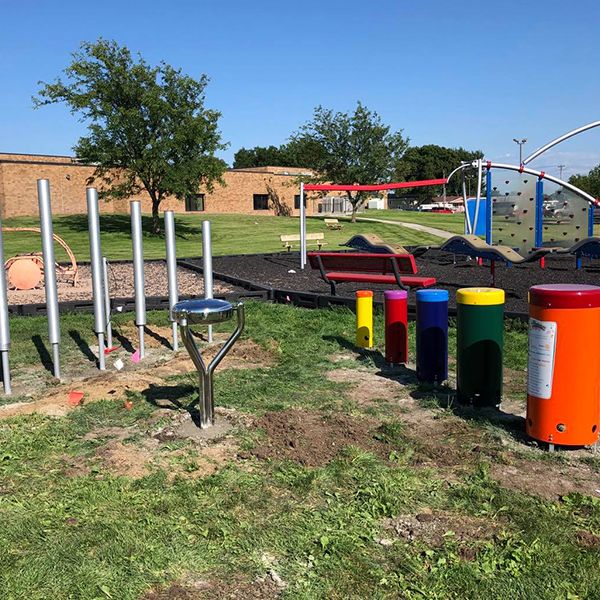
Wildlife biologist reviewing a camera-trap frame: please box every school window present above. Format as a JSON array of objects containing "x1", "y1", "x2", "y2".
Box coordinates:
[
  {"x1": 185, "y1": 193, "x2": 205, "y2": 212},
  {"x1": 294, "y1": 194, "x2": 307, "y2": 209},
  {"x1": 253, "y1": 194, "x2": 269, "y2": 210}
]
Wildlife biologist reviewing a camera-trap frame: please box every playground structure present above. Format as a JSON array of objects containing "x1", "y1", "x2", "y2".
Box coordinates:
[
  {"x1": 0, "y1": 179, "x2": 216, "y2": 404},
  {"x1": 446, "y1": 121, "x2": 600, "y2": 260},
  {"x1": 3, "y1": 227, "x2": 78, "y2": 290},
  {"x1": 171, "y1": 298, "x2": 245, "y2": 429}
]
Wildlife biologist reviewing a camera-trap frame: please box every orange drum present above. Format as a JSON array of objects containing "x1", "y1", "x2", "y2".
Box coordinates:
[{"x1": 527, "y1": 284, "x2": 600, "y2": 447}]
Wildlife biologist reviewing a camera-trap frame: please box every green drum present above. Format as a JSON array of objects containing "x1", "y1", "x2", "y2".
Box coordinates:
[{"x1": 456, "y1": 287, "x2": 505, "y2": 407}]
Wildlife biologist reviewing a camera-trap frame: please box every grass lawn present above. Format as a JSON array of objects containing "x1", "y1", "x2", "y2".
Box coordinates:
[
  {"x1": 0, "y1": 303, "x2": 598, "y2": 599},
  {"x1": 355, "y1": 210, "x2": 466, "y2": 235},
  {"x1": 2, "y1": 213, "x2": 441, "y2": 263}
]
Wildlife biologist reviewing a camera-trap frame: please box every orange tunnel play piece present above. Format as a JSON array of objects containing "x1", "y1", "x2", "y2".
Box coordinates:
[{"x1": 526, "y1": 284, "x2": 600, "y2": 447}]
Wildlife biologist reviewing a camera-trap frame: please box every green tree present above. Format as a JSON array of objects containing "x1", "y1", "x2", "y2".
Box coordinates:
[
  {"x1": 569, "y1": 164, "x2": 600, "y2": 198},
  {"x1": 291, "y1": 102, "x2": 409, "y2": 221},
  {"x1": 233, "y1": 145, "x2": 287, "y2": 168},
  {"x1": 394, "y1": 144, "x2": 483, "y2": 203},
  {"x1": 34, "y1": 39, "x2": 227, "y2": 233},
  {"x1": 232, "y1": 138, "x2": 326, "y2": 170}
]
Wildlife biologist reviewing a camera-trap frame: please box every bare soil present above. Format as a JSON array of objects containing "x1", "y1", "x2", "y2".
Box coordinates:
[
  {"x1": 142, "y1": 575, "x2": 282, "y2": 600},
  {"x1": 8, "y1": 260, "x2": 233, "y2": 305},
  {"x1": 0, "y1": 337, "x2": 274, "y2": 419},
  {"x1": 382, "y1": 509, "x2": 499, "y2": 549},
  {"x1": 245, "y1": 408, "x2": 394, "y2": 467}
]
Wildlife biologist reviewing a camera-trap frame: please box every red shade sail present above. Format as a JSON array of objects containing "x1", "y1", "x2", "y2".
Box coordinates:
[{"x1": 303, "y1": 179, "x2": 447, "y2": 192}]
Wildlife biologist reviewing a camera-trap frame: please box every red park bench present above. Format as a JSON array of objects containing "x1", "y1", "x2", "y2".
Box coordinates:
[{"x1": 307, "y1": 252, "x2": 436, "y2": 296}]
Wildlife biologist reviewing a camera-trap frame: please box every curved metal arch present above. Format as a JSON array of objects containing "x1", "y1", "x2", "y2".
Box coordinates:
[
  {"x1": 523, "y1": 120, "x2": 600, "y2": 165},
  {"x1": 446, "y1": 161, "x2": 597, "y2": 205}
]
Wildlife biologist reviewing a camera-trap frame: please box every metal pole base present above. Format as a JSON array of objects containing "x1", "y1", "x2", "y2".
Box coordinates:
[
  {"x1": 138, "y1": 325, "x2": 145, "y2": 359},
  {"x1": 97, "y1": 332, "x2": 106, "y2": 371},
  {"x1": 1, "y1": 351, "x2": 11, "y2": 395},
  {"x1": 171, "y1": 322, "x2": 179, "y2": 352},
  {"x1": 52, "y1": 343, "x2": 61, "y2": 380}
]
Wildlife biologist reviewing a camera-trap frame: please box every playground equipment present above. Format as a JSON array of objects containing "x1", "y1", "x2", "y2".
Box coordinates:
[
  {"x1": 87, "y1": 188, "x2": 107, "y2": 370},
  {"x1": 202, "y1": 220, "x2": 214, "y2": 343},
  {"x1": 131, "y1": 201, "x2": 146, "y2": 358},
  {"x1": 416, "y1": 289, "x2": 449, "y2": 384},
  {"x1": 384, "y1": 290, "x2": 408, "y2": 364},
  {"x1": 342, "y1": 234, "x2": 408, "y2": 255},
  {"x1": 445, "y1": 121, "x2": 600, "y2": 260},
  {"x1": 355, "y1": 290, "x2": 373, "y2": 348},
  {"x1": 526, "y1": 284, "x2": 600, "y2": 450},
  {"x1": 164, "y1": 210, "x2": 179, "y2": 351},
  {"x1": 38, "y1": 179, "x2": 61, "y2": 379},
  {"x1": 456, "y1": 288, "x2": 504, "y2": 407},
  {"x1": 298, "y1": 178, "x2": 447, "y2": 269},
  {"x1": 171, "y1": 298, "x2": 245, "y2": 428},
  {"x1": 3, "y1": 228, "x2": 78, "y2": 290},
  {"x1": 0, "y1": 221, "x2": 10, "y2": 394}
]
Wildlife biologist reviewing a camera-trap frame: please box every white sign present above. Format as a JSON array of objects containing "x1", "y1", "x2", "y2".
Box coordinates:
[{"x1": 527, "y1": 318, "x2": 557, "y2": 399}]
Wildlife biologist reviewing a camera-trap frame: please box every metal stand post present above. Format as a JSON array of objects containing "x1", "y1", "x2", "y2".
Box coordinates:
[
  {"x1": 172, "y1": 299, "x2": 245, "y2": 428},
  {"x1": 37, "y1": 179, "x2": 61, "y2": 379},
  {"x1": 87, "y1": 188, "x2": 106, "y2": 370},
  {"x1": 130, "y1": 201, "x2": 146, "y2": 358},
  {"x1": 102, "y1": 257, "x2": 113, "y2": 348},
  {"x1": 202, "y1": 221, "x2": 214, "y2": 343},
  {"x1": 165, "y1": 211, "x2": 179, "y2": 351},
  {"x1": 0, "y1": 211, "x2": 11, "y2": 394}
]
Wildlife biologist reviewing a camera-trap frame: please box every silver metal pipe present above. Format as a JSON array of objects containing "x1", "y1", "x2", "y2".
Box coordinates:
[
  {"x1": 202, "y1": 220, "x2": 214, "y2": 343},
  {"x1": 472, "y1": 159, "x2": 483, "y2": 238},
  {"x1": 523, "y1": 120, "x2": 600, "y2": 165},
  {"x1": 164, "y1": 211, "x2": 179, "y2": 351},
  {"x1": 0, "y1": 207, "x2": 11, "y2": 394},
  {"x1": 86, "y1": 188, "x2": 106, "y2": 370},
  {"x1": 299, "y1": 182, "x2": 306, "y2": 269},
  {"x1": 102, "y1": 257, "x2": 113, "y2": 348},
  {"x1": 462, "y1": 170, "x2": 472, "y2": 235},
  {"x1": 1, "y1": 352, "x2": 10, "y2": 395},
  {"x1": 52, "y1": 343, "x2": 60, "y2": 380},
  {"x1": 130, "y1": 201, "x2": 146, "y2": 357},
  {"x1": 37, "y1": 179, "x2": 61, "y2": 379}
]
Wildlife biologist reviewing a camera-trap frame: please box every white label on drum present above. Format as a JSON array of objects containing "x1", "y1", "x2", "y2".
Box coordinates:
[{"x1": 527, "y1": 318, "x2": 557, "y2": 399}]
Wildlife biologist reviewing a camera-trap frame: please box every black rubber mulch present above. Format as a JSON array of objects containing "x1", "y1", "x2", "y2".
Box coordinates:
[{"x1": 204, "y1": 250, "x2": 600, "y2": 315}]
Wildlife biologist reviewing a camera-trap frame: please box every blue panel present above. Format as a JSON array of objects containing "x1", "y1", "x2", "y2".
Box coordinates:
[
  {"x1": 535, "y1": 179, "x2": 544, "y2": 248},
  {"x1": 486, "y1": 169, "x2": 492, "y2": 244},
  {"x1": 589, "y1": 203, "x2": 594, "y2": 237},
  {"x1": 465, "y1": 200, "x2": 487, "y2": 236}
]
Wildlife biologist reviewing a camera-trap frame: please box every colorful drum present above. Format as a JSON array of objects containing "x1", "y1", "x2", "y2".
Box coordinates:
[
  {"x1": 527, "y1": 284, "x2": 600, "y2": 447},
  {"x1": 456, "y1": 287, "x2": 505, "y2": 407},
  {"x1": 384, "y1": 290, "x2": 408, "y2": 364},
  {"x1": 355, "y1": 290, "x2": 373, "y2": 349},
  {"x1": 416, "y1": 289, "x2": 449, "y2": 384}
]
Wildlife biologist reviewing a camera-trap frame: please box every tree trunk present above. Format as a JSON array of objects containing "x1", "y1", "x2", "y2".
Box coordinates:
[
  {"x1": 151, "y1": 198, "x2": 161, "y2": 234},
  {"x1": 348, "y1": 191, "x2": 357, "y2": 223}
]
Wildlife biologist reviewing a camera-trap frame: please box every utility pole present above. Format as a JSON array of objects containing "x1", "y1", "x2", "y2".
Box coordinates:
[
  {"x1": 557, "y1": 164, "x2": 566, "y2": 179},
  {"x1": 513, "y1": 138, "x2": 527, "y2": 165}
]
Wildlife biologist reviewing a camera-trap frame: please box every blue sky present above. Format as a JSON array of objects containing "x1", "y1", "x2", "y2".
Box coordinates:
[{"x1": 1, "y1": 0, "x2": 599, "y2": 178}]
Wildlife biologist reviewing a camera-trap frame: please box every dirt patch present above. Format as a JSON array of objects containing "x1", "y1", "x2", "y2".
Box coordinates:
[
  {"x1": 575, "y1": 530, "x2": 600, "y2": 549},
  {"x1": 245, "y1": 408, "x2": 395, "y2": 467},
  {"x1": 325, "y1": 368, "x2": 404, "y2": 406},
  {"x1": 382, "y1": 509, "x2": 498, "y2": 550},
  {"x1": 490, "y1": 459, "x2": 600, "y2": 501},
  {"x1": 0, "y1": 338, "x2": 274, "y2": 420},
  {"x1": 143, "y1": 574, "x2": 282, "y2": 599}
]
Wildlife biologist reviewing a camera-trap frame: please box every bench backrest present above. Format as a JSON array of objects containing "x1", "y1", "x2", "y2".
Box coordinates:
[
  {"x1": 281, "y1": 233, "x2": 324, "y2": 242},
  {"x1": 308, "y1": 252, "x2": 417, "y2": 275}
]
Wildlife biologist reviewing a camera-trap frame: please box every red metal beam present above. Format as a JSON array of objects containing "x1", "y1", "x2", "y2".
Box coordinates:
[{"x1": 303, "y1": 179, "x2": 447, "y2": 192}]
